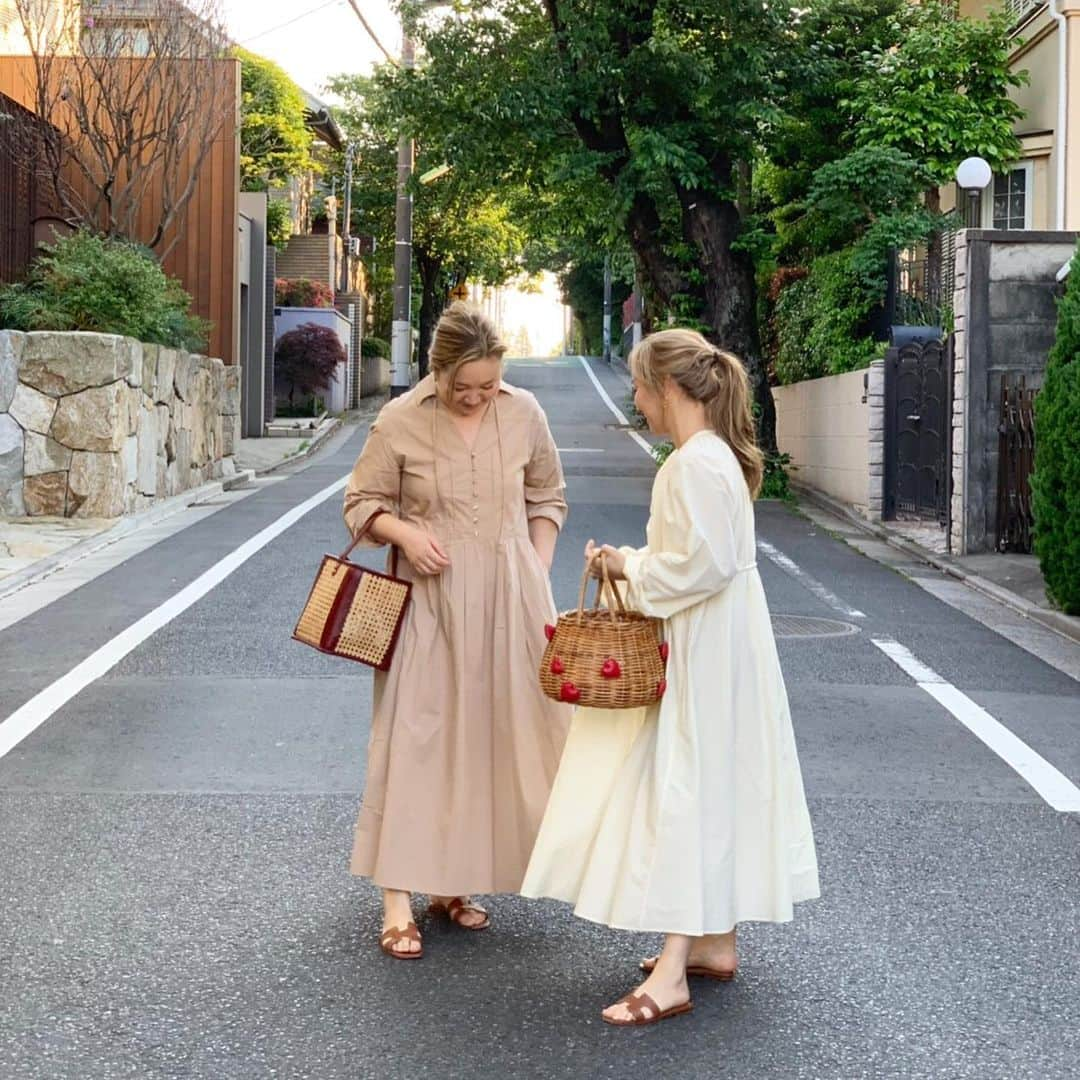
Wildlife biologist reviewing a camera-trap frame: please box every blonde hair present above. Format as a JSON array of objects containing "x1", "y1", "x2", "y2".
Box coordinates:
[
  {"x1": 428, "y1": 302, "x2": 507, "y2": 386},
  {"x1": 629, "y1": 328, "x2": 764, "y2": 498}
]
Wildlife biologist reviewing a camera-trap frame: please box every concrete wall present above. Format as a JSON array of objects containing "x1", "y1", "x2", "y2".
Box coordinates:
[
  {"x1": 0, "y1": 330, "x2": 239, "y2": 519},
  {"x1": 951, "y1": 229, "x2": 1077, "y2": 553},
  {"x1": 773, "y1": 368, "x2": 875, "y2": 512}
]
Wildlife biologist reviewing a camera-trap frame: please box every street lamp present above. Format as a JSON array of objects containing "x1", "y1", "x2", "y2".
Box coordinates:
[{"x1": 955, "y1": 156, "x2": 992, "y2": 228}]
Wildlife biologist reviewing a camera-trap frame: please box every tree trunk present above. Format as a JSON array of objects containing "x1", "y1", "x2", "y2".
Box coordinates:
[
  {"x1": 679, "y1": 189, "x2": 777, "y2": 454},
  {"x1": 416, "y1": 248, "x2": 444, "y2": 380}
]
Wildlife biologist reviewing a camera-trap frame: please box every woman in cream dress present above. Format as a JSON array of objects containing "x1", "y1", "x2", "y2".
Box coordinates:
[
  {"x1": 522, "y1": 328, "x2": 819, "y2": 1026},
  {"x1": 344, "y1": 304, "x2": 570, "y2": 959}
]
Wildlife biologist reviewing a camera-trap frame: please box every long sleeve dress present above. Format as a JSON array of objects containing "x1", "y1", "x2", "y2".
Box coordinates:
[
  {"x1": 343, "y1": 374, "x2": 571, "y2": 897},
  {"x1": 521, "y1": 430, "x2": 819, "y2": 935}
]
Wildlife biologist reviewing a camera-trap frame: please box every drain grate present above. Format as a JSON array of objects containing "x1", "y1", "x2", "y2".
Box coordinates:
[{"x1": 771, "y1": 615, "x2": 860, "y2": 639}]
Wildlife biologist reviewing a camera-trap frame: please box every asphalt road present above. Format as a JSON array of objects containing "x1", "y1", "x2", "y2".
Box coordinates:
[{"x1": 1, "y1": 357, "x2": 1078, "y2": 1080}]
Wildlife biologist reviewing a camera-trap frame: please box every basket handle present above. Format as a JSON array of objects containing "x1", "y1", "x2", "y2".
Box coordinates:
[
  {"x1": 338, "y1": 511, "x2": 399, "y2": 577},
  {"x1": 576, "y1": 552, "x2": 625, "y2": 625}
]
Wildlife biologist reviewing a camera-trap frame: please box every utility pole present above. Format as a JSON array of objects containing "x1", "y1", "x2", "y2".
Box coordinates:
[
  {"x1": 602, "y1": 253, "x2": 612, "y2": 363},
  {"x1": 390, "y1": 35, "x2": 416, "y2": 398},
  {"x1": 340, "y1": 142, "x2": 355, "y2": 295}
]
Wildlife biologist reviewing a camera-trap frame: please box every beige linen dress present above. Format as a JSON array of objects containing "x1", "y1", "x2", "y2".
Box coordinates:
[
  {"x1": 343, "y1": 374, "x2": 571, "y2": 896},
  {"x1": 522, "y1": 431, "x2": 819, "y2": 934}
]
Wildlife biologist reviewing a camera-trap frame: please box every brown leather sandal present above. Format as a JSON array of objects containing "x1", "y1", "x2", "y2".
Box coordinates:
[
  {"x1": 428, "y1": 896, "x2": 490, "y2": 931},
  {"x1": 639, "y1": 955, "x2": 737, "y2": 980},
  {"x1": 380, "y1": 921, "x2": 423, "y2": 960},
  {"x1": 602, "y1": 990, "x2": 693, "y2": 1027}
]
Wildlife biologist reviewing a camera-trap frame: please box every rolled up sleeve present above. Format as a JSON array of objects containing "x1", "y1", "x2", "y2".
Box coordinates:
[
  {"x1": 343, "y1": 422, "x2": 400, "y2": 547},
  {"x1": 524, "y1": 402, "x2": 568, "y2": 530}
]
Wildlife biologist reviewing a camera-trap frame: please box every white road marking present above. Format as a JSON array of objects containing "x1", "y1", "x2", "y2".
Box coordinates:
[
  {"x1": 577, "y1": 356, "x2": 655, "y2": 455},
  {"x1": 556, "y1": 448, "x2": 605, "y2": 453},
  {"x1": 757, "y1": 539, "x2": 867, "y2": 619},
  {"x1": 873, "y1": 637, "x2": 1080, "y2": 812},
  {"x1": 0, "y1": 474, "x2": 349, "y2": 761}
]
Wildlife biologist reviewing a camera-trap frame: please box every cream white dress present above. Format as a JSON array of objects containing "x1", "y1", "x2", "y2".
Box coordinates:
[{"x1": 521, "y1": 430, "x2": 820, "y2": 935}]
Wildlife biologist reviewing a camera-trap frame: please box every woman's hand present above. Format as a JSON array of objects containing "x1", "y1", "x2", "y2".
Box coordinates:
[
  {"x1": 585, "y1": 539, "x2": 627, "y2": 580},
  {"x1": 400, "y1": 524, "x2": 451, "y2": 576}
]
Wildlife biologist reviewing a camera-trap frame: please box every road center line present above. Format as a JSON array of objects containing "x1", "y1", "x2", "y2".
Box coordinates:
[
  {"x1": 873, "y1": 637, "x2": 1080, "y2": 812},
  {"x1": 577, "y1": 356, "x2": 655, "y2": 455},
  {"x1": 757, "y1": 539, "x2": 867, "y2": 619},
  {"x1": 0, "y1": 474, "x2": 349, "y2": 761}
]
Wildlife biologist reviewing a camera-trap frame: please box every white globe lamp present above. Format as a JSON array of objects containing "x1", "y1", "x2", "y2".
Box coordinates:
[{"x1": 955, "y1": 157, "x2": 992, "y2": 227}]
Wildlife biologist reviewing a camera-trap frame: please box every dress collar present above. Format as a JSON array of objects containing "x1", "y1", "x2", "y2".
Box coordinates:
[{"x1": 415, "y1": 372, "x2": 517, "y2": 405}]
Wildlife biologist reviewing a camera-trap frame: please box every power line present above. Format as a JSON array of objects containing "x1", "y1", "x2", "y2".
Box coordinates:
[
  {"x1": 240, "y1": 0, "x2": 345, "y2": 45},
  {"x1": 343, "y1": 0, "x2": 399, "y2": 67}
]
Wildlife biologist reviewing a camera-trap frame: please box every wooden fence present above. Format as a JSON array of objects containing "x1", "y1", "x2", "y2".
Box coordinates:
[{"x1": 0, "y1": 56, "x2": 240, "y2": 364}]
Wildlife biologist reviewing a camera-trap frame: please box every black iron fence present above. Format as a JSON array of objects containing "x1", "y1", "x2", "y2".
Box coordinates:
[{"x1": 996, "y1": 375, "x2": 1038, "y2": 554}]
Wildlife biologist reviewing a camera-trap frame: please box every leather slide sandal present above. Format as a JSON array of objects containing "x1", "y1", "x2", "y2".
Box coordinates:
[
  {"x1": 639, "y1": 955, "x2": 736, "y2": 981},
  {"x1": 602, "y1": 991, "x2": 693, "y2": 1027},
  {"x1": 380, "y1": 921, "x2": 423, "y2": 959},
  {"x1": 428, "y1": 896, "x2": 490, "y2": 931}
]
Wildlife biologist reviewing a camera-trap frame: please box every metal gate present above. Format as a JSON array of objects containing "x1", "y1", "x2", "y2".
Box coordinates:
[
  {"x1": 884, "y1": 336, "x2": 952, "y2": 522},
  {"x1": 995, "y1": 375, "x2": 1038, "y2": 553}
]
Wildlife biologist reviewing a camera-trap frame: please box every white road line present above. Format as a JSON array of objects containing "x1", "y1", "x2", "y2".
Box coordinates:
[
  {"x1": 873, "y1": 637, "x2": 1080, "y2": 812},
  {"x1": 577, "y1": 356, "x2": 655, "y2": 456},
  {"x1": 0, "y1": 474, "x2": 349, "y2": 761},
  {"x1": 556, "y1": 448, "x2": 605, "y2": 453},
  {"x1": 757, "y1": 539, "x2": 867, "y2": 619}
]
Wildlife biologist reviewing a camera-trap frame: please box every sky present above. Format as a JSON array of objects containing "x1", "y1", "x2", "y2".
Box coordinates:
[{"x1": 222, "y1": 0, "x2": 401, "y2": 102}]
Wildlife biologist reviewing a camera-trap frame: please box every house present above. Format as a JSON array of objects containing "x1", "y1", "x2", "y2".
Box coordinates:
[
  {"x1": 0, "y1": 0, "x2": 242, "y2": 366},
  {"x1": 951, "y1": 0, "x2": 1080, "y2": 231}
]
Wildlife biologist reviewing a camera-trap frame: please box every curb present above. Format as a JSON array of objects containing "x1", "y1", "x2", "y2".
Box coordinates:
[
  {"x1": 0, "y1": 467, "x2": 256, "y2": 602},
  {"x1": 792, "y1": 482, "x2": 1080, "y2": 647},
  {"x1": 240, "y1": 415, "x2": 343, "y2": 477}
]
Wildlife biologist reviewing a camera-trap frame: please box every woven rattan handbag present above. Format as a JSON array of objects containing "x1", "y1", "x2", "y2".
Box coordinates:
[
  {"x1": 539, "y1": 553, "x2": 667, "y2": 708},
  {"x1": 293, "y1": 530, "x2": 411, "y2": 670}
]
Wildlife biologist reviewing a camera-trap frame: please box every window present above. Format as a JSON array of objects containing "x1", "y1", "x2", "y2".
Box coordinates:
[
  {"x1": 985, "y1": 163, "x2": 1033, "y2": 231},
  {"x1": 1005, "y1": 0, "x2": 1043, "y2": 24}
]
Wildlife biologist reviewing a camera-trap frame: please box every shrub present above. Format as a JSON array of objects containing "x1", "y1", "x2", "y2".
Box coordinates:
[
  {"x1": 1031, "y1": 251, "x2": 1080, "y2": 613},
  {"x1": 0, "y1": 230, "x2": 208, "y2": 351},
  {"x1": 274, "y1": 322, "x2": 345, "y2": 410},
  {"x1": 772, "y1": 250, "x2": 882, "y2": 385},
  {"x1": 360, "y1": 335, "x2": 391, "y2": 359},
  {"x1": 275, "y1": 277, "x2": 334, "y2": 308},
  {"x1": 265, "y1": 199, "x2": 293, "y2": 250}
]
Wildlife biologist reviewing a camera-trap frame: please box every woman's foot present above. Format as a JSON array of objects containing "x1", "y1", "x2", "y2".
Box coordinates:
[
  {"x1": 640, "y1": 929, "x2": 737, "y2": 978},
  {"x1": 428, "y1": 895, "x2": 490, "y2": 930},
  {"x1": 604, "y1": 934, "x2": 694, "y2": 1025},
  {"x1": 381, "y1": 888, "x2": 422, "y2": 958}
]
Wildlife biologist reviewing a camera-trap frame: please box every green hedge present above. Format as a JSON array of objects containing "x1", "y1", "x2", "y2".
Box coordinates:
[
  {"x1": 0, "y1": 230, "x2": 208, "y2": 351},
  {"x1": 772, "y1": 249, "x2": 881, "y2": 385},
  {"x1": 1032, "y1": 251, "x2": 1080, "y2": 613},
  {"x1": 360, "y1": 336, "x2": 390, "y2": 359}
]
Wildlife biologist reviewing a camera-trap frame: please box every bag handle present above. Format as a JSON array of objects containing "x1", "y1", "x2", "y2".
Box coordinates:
[
  {"x1": 576, "y1": 551, "x2": 625, "y2": 626},
  {"x1": 339, "y1": 458, "x2": 406, "y2": 577}
]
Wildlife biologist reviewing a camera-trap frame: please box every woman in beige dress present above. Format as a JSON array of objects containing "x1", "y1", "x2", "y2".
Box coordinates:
[
  {"x1": 522, "y1": 329, "x2": 819, "y2": 1025},
  {"x1": 342, "y1": 303, "x2": 570, "y2": 958}
]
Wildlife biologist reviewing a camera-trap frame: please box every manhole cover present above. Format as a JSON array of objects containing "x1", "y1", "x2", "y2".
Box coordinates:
[{"x1": 771, "y1": 615, "x2": 860, "y2": 639}]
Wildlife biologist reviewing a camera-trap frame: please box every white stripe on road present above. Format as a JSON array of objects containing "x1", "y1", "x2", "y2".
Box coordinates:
[
  {"x1": 873, "y1": 637, "x2": 1080, "y2": 812},
  {"x1": 577, "y1": 356, "x2": 655, "y2": 456},
  {"x1": 556, "y1": 448, "x2": 605, "y2": 453},
  {"x1": 757, "y1": 539, "x2": 867, "y2": 619},
  {"x1": 0, "y1": 474, "x2": 349, "y2": 761}
]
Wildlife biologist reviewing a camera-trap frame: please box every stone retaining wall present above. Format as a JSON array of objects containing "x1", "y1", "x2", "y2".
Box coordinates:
[{"x1": 0, "y1": 331, "x2": 240, "y2": 519}]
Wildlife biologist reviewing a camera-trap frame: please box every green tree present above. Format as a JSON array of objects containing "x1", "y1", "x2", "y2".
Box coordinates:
[
  {"x1": 235, "y1": 48, "x2": 317, "y2": 191},
  {"x1": 325, "y1": 73, "x2": 527, "y2": 371},
  {"x1": 384, "y1": 0, "x2": 795, "y2": 448},
  {"x1": 1031, "y1": 249, "x2": 1080, "y2": 613}
]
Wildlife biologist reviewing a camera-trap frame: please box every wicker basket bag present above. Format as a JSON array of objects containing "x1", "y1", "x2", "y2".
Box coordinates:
[
  {"x1": 293, "y1": 537, "x2": 411, "y2": 670},
  {"x1": 539, "y1": 553, "x2": 668, "y2": 709}
]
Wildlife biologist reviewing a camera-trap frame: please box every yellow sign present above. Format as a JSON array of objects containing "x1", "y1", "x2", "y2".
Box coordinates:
[{"x1": 450, "y1": 282, "x2": 469, "y2": 301}]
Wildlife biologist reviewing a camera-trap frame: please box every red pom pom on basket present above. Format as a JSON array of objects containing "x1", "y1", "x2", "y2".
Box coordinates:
[{"x1": 539, "y1": 552, "x2": 666, "y2": 709}]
